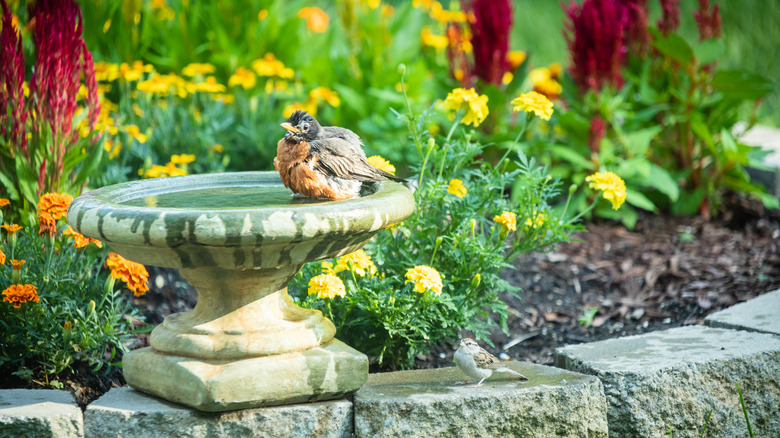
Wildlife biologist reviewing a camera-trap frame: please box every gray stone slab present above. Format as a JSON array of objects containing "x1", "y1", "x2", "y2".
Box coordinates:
[
  {"x1": 705, "y1": 289, "x2": 780, "y2": 335},
  {"x1": 354, "y1": 362, "x2": 607, "y2": 437},
  {"x1": 0, "y1": 389, "x2": 83, "y2": 438},
  {"x1": 84, "y1": 387, "x2": 351, "y2": 438},
  {"x1": 555, "y1": 325, "x2": 780, "y2": 437}
]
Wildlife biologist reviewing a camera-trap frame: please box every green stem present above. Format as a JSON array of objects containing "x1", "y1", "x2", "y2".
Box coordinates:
[{"x1": 500, "y1": 113, "x2": 533, "y2": 171}]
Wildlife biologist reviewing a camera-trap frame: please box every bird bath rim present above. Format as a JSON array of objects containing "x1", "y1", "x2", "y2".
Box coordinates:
[{"x1": 66, "y1": 171, "x2": 414, "y2": 269}]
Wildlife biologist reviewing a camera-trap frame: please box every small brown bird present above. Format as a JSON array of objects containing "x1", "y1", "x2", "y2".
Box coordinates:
[
  {"x1": 274, "y1": 110, "x2": 405, "y2": 200},
  {"x1": 454, "y1": 338, "x2": 528, "y2": 387}
]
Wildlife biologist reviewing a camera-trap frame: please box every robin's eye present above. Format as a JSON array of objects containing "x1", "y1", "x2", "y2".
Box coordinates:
[{"x1": 302, "y1": 123, "x2": 309, "y2": 132}]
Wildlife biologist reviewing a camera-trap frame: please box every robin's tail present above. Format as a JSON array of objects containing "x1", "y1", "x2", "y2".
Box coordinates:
[{"x1": 376, "y1": 168, "x2": 407, "y2": 184}]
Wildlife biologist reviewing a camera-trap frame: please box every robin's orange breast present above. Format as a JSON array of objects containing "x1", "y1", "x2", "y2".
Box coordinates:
[{"x1": 275, "y1": 139, "x2": 344, "y2": 199}]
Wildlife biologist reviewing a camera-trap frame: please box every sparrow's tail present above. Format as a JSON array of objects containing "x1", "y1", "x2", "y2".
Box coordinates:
[{"x1": 496, "y1": 367, "x2": 529, "y2": 381}]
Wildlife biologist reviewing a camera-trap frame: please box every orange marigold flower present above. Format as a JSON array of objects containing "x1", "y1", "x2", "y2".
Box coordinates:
[
  {"x1": 1, "y1": 224, "x2": 23, "y2": 235},
  {"x1": 63, "y1": 226, "x2": 102, "y2": 248},
  {"x1": 0, "y1": 198, "x2": 10, "y2": 207},
  {"x1": 106, "y1": 252, "x2": 149, "y2": 296},
  {"x1": 38, "y1": 212, "x2": 57, "y2": 237},
  {"x1": 298, "y1": 7, "x2": 329, "y2": 33},
  {"x1": 2, "y1": 284, "x2": 40, "y2": 309},
  {"x1": 38, "y1": 193, "x2": 74, "y2": 220},
  {"x1": 0, "y1": 248, "x2": 5, "y2": 265},
  {"x1": 10, "y1": 259, "x2": 25, "y2": 269}
]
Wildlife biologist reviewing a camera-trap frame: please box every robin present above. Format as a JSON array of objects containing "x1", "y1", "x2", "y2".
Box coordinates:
[{"x1": 275, "y1": 110, "x2": 405, "y2": 200}]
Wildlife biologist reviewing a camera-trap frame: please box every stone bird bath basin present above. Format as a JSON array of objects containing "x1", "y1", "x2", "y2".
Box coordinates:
[{"x1": 67, "y1": 171, "x2": 414, "y2": 411}]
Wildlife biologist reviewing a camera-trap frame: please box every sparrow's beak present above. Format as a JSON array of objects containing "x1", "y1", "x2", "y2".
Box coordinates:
[
  {"x1": 281, "y1": 122, "x2": 300, "y2": 133},
  {"x1": 459, "y1": 340, "x2": 466, "y2": 348}
]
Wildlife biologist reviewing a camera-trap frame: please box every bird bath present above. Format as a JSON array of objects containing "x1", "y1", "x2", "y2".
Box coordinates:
[{"x1": 67, "y1": 171, "x2": 414, "y2": 411}]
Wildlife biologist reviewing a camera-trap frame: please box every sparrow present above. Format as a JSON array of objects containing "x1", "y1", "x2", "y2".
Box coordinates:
[
  {"x1": 274, "y1": 110, "x2": 406, "y2": 200},
  {"x1": 454, "y1": 338, "x2": 528, "y2": 387}
]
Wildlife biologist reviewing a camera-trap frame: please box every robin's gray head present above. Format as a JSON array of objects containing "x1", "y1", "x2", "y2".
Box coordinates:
[{"x1": 281, "y1": 110, "x2": 321, "y2": 142}]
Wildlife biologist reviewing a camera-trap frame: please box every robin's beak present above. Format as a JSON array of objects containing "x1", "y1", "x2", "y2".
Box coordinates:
[{"x1": 281, "y1": 122, "x2": 301, "y2": 134}]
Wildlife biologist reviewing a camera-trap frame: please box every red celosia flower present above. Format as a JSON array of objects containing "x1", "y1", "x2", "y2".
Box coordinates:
[
  {"x1": 657, "y1": 0, "x2": 681, "y2": 35},
  {"x1": 0, "y1": 0, "x2": 27, "y2": 155},
  {"x1": 694, "y1": 0, "x2": 721, "y2": 41},
  {"x1": 28, "y1": 0, "x2": 99, "y2": 186},
  {"x1": 618, "y1": 0, "x2": 649, "y2": 53},
  {"x1": 563, "y1": 0, "x2": 629, "y2": 92},
  {"x1": 465, "y1": 0, "x2": 512, "y2": 86}
]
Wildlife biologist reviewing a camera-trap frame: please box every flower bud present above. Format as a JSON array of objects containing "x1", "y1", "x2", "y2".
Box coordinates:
[
  {"x1": 471, "y1": 273, "x2": 481, "y2": 289},
  {"x1": 87, "y1": 299, "x2": 96, "y2": 317},
  {"x1": 469, "y1": 218, "x2": 477, "y2": 237},
  {"x1": 397, "y1": 63, "x2": 407, "y2": 76}
]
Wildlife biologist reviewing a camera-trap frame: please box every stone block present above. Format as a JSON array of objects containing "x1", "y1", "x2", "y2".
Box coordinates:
[
  {"x1": 84, "y1": 387, "x2": 352, "y2": 438},
  {"x1": 705, "y1": 289, "x2": 780, "y2": 335},
  {"x1": 555, "y1": 325, "x2": 780, "y2": 437},
  {"x1": 0, "y1": 389, "x2": 83, "y2": 438},
  {"x1": 354, "y1": 362, "x2": 607, "y2": 437}
]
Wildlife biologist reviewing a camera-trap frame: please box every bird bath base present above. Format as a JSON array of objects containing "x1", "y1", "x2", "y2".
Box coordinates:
[{"x1": 67, "y1": 172, "x2": 414, "y2": 412}]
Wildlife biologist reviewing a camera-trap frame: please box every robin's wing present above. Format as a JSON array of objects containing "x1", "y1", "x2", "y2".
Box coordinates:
[
  {"x1": 320, "y1": 126, "x2": 366, "y2": 159},
  {"x1": 309, "y1": 138, "x2": 386, "y2": 182}
]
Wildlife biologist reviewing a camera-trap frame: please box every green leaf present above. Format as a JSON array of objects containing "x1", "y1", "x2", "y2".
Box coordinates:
[
  {"x1": 671, "y1": 189, "x2": 706, "y2": 216},
  {"x1": 690, "y1": 114, "x2": 715, "y2": 153},
  {"x1": 625, "y1": 188, "x2": 658, "y2": 212},
  {"x1": 622, "y1": 126, "x2": 662, "y2": 156},
  {"x1": 648, "y1": 164, "x2": 680, "y2": 202},
  {"x1": 0, "y1": 171, "x2": 19, "y2": 200},
  {"x1": 548, "y1": 145, "x2": 593, "y2": 171},
  {"x1": 693, "y1": 39, "x2": 724, "y2": 65},
  {"x1": 711, "y1": 70, "x2": 774, "y2": 100},
  {"x1": 650, "y1": 29, "x2": 694, "y2": 67},
  {"x1": 332, "y1": 84, "x2": 368, "y2": 117}
]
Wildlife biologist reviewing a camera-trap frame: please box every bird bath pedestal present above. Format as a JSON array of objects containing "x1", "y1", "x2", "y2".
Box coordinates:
[{"x1": 67, "y1": 172, "x2": 414, "y2": 412}]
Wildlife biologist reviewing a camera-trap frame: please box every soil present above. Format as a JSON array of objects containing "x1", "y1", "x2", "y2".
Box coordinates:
[{"x1": 11, "y1": 195, "x2": 779, "y2": 409}]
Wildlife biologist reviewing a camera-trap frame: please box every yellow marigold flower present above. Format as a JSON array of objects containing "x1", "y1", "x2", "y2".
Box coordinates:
[
  {"x1": 511, "y1": 91, "x2": 554, "y2": 121},
  {"x1": 298, "y1": 7, "x2": 329, "y2": 33},
  {"x1": 63, "y1": 226, "x2": 102, "y2": 248},
  {"x1": 94, "y1": 62, "x2": 120, "y2": 82},
  {"x1": 140, "y1": 164, "x2": 169, "y2": 179},
  {"x1": 493, "y1": 211, "x2": 517, "y2": 232},
  {"x1": 104, "y1": 139, "x2": 122, "y2": 160},
  {"x1": 367, "y1": 156, "x2": 395, "y2": 174},
  {"x1": 1, "y1": 224, "x2": 23, "y2": 235},
  {"x1": 211, "y1": 144, "x2": 224, "y2": 153},
  {"x1": 119, "y1": 61, "x2": 152, "y2": 82},
  {"x1": 137, "y1": 74, "x2": 170, "y2": 95},
  {"x1": 405, "y1": 265, "x2": 443, "y2": 295},
  {"x1": 103, "y1": 18, "x2": 111, "y2": 33},
  {"x1": 529, "y1": 67, "x2": 562, "y2": 99},
  {"x1": 447, "y1": 179, "x2": 467, "y2": 198},
  {"x1": 0, "y1": 248, "x2": 5, "y2": 265},
  {"x1": 258, "y1": 9, "x2": 268, "y2": 20},
  {"x1": 586, "y1": 171, "x2": 626, "y2": 210},
  {"x1": 0, "y1": 198, "x2": 10, "y2": 207},
  {"x1": 194, "y1": 76, "x2": 226, "y2": 93},
  {"x1": 106, "y1": 252, "x2": 150, "y2": 296},
  {"x1": 133, "y1": 104, "x2": 144, "y2": 117},
  {"x1": 38, "y1": 212, "x2": 57, "y2": 237},
  {"x1": 333, "y1": 249, "x2": 377, "y2": 277},
  {"x1": 524, "y1": 211, "x2": 546, "y2": 230},
  {"x1": 251, "y1": 53, "x2": 295, "y2": 79},
  {"x1": 502, "y1": 72, "x2": 513, "y2": 86},
  {"x1": 308, "y1": 273, "x2": 346, "y2": 299},
  {"x1": 213, "y1": 93, "x2": 235, "y2": 104},
  {"x1": 283, "y1": 100, "x2": 317, "y2": 118},
  {"x1": 125, "y1": 125, "x2": 147, "y2": 143},
  {"x1": 309, "y1": 87, "x2": 340, "y2": 107},
  {"x1": 442, "y1": 87, "x2": 489, "y2": 127},
  {"x1": 421, "y1": 26, "x2": 448, "y2": 49},
  {"x1": 170, "y1": 154, "x2": 196, "y2": 165},
  {"x1": 164, "y1": 162, "x2": 188, "y2": 177},
  {"x1": 182, "y1": 63, "x2": 216, "y2": 77},
  {"x1": 2, "y1": 284, "x2": 39, "y2": 309},
  {"x1": 507, "y1": 50, "x2": 527, "y2": 69},
  {"x1": 38, "y1": 193, "x2": 73, "y2": 220},
  {"x1": 228, "y1": 67, "x2": 256, "y2": 89}
]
